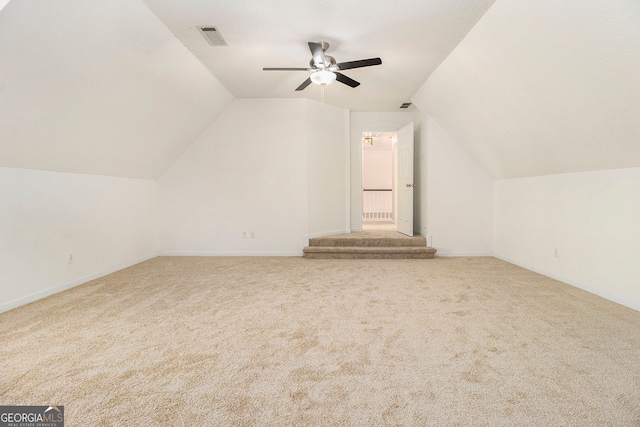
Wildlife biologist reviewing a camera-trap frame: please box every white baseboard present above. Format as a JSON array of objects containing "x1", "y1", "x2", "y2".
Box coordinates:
[
  {"x1": 495, "y1": 254, "x2": 640, "y2": 313},
  {"x1": 436, "y1": 252, "x2": 494, "y2": 257},
  {"x1": 307, "y1": 229, "x2": 350, "y2": 240},
  {"x1": 0, "y1": 252, "x2": 158, "y2": 314},
  {"x1": 159, "y1": 251, "x2": 303, "y2": 257}
]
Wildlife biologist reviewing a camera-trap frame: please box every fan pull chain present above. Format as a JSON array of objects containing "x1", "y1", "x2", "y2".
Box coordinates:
[{"x1": 320, "y1": 84, "x2": 325, "y2": 112}]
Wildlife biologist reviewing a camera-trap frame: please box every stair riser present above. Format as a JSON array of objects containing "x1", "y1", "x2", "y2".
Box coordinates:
[{"x1": 304, "y1": 252, "x2": 435, "y2": 259}]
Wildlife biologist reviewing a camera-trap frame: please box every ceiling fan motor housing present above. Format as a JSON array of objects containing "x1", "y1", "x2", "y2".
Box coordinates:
[
  {"x1": 263, "y1": 40, "x2": 382, "y2": 91},
  {"x1": 310, "y1": 55, "x2": 337, "y2": 70}
]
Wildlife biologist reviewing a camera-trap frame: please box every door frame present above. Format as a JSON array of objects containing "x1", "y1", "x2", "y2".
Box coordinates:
[
  {"x1": 351, "y1": 126, "x2": 400, "y2": 232},
  {"x1": 396, "y1": 122, "x2": 414, "y2": 236}
]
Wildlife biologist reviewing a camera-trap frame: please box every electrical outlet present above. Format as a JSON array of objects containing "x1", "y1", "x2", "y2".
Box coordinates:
[
  {"x1": 427, "y1": 235, "x2": 433, "y2": 247},
  {"x1": 554, "y1": 248, "x2": 559, "y2": 258},
  {"x1": 242, "y1": 231, "x2": 248, "y2": 238},
  {"x1": 68, "y1": 253, "x2": 74, "y2": 263}
]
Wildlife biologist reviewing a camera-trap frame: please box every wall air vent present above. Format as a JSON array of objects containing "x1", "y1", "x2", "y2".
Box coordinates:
[
  {"x1": 198, "y1": 27, "x2": 228, "y2": 46},
  {"x1": 400, "y1": 103, "x2": 412, "y2": 109}
]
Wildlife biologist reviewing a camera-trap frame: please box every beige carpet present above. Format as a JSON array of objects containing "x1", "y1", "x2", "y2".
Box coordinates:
[
  {"x1": 1, "y1": 257, "x2": 639, "y2": 426},
  {"x1": 309, "y1": 230, "x2": 426, "y2": 246}
]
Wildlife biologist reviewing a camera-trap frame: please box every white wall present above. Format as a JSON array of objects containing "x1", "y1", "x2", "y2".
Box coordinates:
[
  {"x1": 306, "y1": 101, "x2": 350, "y2": 239},
  {"x1": 494, "y1": 168, "x2": 640, "y2": 311},
  {"x1": 362, "y1": 150, "x2": 393, "y2": 189},
  {"x1": 0, "y1": 167, "x2": 158, "y2": 313},
  {"x1": 350, "y1": 111, "x2": 493, "y2": 255},
  {"x1": 422, "y1": 115, "x2": 493, "y2": 255},
  {"x1": 159, "y1": 98, "x2": 348, "y2": 255}
]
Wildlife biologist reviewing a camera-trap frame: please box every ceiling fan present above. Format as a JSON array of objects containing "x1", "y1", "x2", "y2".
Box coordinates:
[{"x1": 263, "y1": 42, "x2": 382, "y2": 91}]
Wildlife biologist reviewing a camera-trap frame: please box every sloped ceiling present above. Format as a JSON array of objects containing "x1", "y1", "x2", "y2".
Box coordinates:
[
  {"x1": 143, "y1": 0, "x2": 496, "y2": 112},
  {"x1": 0, "y1": 0, "x2": 233, "y2": 179},
  {"x1": 412, "y1": 0, "x2": 640, "y2": 179},
  {"x1": 4, "y1": 0, "x2": 636, "y2": 181}
]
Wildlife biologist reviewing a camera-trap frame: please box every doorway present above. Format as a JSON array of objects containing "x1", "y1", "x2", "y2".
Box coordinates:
[{"x1": 362, "y1": 131, "x2": 397, "y2": 231}]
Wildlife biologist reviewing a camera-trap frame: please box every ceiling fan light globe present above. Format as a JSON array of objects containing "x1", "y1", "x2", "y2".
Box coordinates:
[{"x1": 310, "y1": 70, "x2": 336, "y2": 86}]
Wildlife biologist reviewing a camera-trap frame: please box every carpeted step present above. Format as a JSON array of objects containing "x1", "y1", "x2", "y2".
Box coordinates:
[
  {"x1": 309, "y1": 234, "x2": 426, "y2": 247},
  {"x1": 303, "y1": 246, "x2": 437, "y2": 259}
]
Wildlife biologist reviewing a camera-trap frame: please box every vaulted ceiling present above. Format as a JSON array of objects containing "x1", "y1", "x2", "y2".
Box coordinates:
[
  {"x1": 142, "y1": 0, "x2": 496, "y2": 112},
  {"x1": 0, "y1": 0, "x2": 233, "y2": 178},
  {"x1": 412, "y1": 0, "x2": 640, "y2": 178},
  {"x1": 1, "y1": 0, "x2": 638, "y2": 180}
]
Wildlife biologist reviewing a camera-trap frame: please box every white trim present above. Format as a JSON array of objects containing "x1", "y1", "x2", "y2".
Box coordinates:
[
  {"x1": 436, "y1": 252, "x2": 494, "y2": 257},
  {"x1": 495, "y1": 254, "x2": 640, "y2": 313},
  {"x1": 0, "y1": 253, "x2": 158, "y2": 314},
  {"x1": 352, "y1": 126, "x2": 400, "y2": 234},
  {"x1": 344, "y1": 110, "x2": 352, "y2": 233},
  {"x1": 352, "y1": 127, "x2": 363, "y2": 232},
  {"x1": 307, "y1": 229, "x2": 350, "y2": 240},
  {"x1": 159, "y1": 251, "x2": 303, "y2": 257},
  {"x1": 415, "y1": 233, "x2": 493, "y2": 257}
]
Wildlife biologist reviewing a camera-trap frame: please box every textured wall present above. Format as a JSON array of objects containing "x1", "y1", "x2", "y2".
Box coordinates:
[
  {"x1": 494, "y1": 168, "x2": 640, "y2": 311},
  {"x1": 0, "y1": 167, "x2": 158, "y2": 312},
  {"x1": 423, "y1": 115, "x2": 493, "y2": 255},
  {"x1": 159, "y1": 98, "x2": 349, "y2": 254},
  {"x1": 306, "y1": 101, "x2": 350, "y2": 238}
]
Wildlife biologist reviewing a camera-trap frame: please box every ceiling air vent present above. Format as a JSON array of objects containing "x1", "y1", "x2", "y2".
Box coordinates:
[
  {"x1": 198, "y1": 27, "x2": 228, "y2": 46},
  {"x1": 400, "y1": 102, "x2": 412, "y2": 109}
]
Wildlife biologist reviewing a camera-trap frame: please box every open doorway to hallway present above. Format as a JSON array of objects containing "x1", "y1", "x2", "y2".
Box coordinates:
[{"x1": 362, "y1": 131, "x2": 397, "y2": 231}]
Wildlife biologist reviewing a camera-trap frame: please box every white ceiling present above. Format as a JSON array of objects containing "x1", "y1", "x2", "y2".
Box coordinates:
[
  {"x1": 413, "y1": 0, "x2": 640, "y2": 178},
  {"x1": 3, "y1": 0, "x2": 636, "y2": 181},
  {"x1": 143, "y1": 0, "x2": 496, "y2": 112},
  {"x1": 0, "y1": 0, "x2": 233, "y2": 178}
]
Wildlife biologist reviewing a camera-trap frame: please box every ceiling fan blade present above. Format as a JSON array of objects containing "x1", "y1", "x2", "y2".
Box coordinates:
[
  {"x1": 263, "y1": 67, "x2": 311, "y2": 71},
  {"x1": 308, "y1": 42, "x2": 328, "y2": 68},
  {"x1": 295, "y1": 77, "x2": 313, "y2": 91},
  {"x1": 337, "y1": 58, "x2": 382, "y2": 70},
  {"x1": 335, "y1": 72, "x2": 360, "y2": 88}
]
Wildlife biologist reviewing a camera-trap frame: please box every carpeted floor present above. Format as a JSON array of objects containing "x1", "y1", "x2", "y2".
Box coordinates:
[{"x1": 1, "y1": 256, "x2": 639, "y2": 426}]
